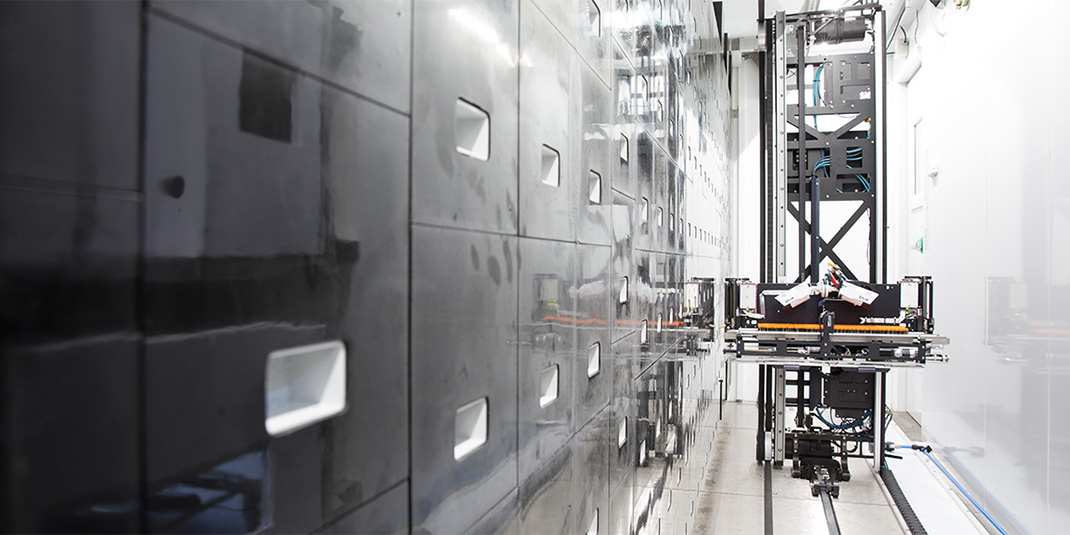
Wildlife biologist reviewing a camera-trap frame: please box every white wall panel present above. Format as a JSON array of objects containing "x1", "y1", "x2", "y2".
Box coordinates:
[{"x1": 888, "y1": 1, "x2": 1064, "y2": 532}]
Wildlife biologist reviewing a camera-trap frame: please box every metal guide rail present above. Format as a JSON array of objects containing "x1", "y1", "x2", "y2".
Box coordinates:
[{"x1": 726, "y1": 328, "x2": 949, "y2": 368}]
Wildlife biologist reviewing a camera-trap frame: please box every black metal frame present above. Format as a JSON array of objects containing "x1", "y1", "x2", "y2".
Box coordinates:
[
  {"x1": 766, "y1": 5, "x2": 886, "y2": 284},
  {"x1": 740, "y1": 0, "x2": 949, "y2": 495}
]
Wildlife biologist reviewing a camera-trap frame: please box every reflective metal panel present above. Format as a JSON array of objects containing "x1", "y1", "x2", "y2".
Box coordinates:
[
  {"x1": 517, "y1": 446, "x2": 574, "y2": 535},
  {"x1": 0, "y1": 0, "x2": 737, "y2": 533},
  {"x1": 610, "y1": 339, "x2": 639, "y2": 491},
  {"x1": 519, "y1": 4, "x2": 575, "y2": 242},
  {"x1": 635, "y1": 131, "x2": 656, "y2": 252},
  {"x1": 411, "y1": 0, "x2": 519, "y2": 234},
  {"x1": 650, "y1": 252, "x2": 670, "y2": 356},
  {"x1": 143, "y1": 13, "x2": 410, "y2": 532},
  {"x1": 144, "y1": 325, "x2": 319, "y2": 484},
  {"x1": 608, "y1": 0, "x2": 643, "y2": 69},
  {"x1": 611, "y1": 191, "x2": 637, "y2": 343},
  {"x1": 517, "y1": 238, "x2": 576, "y2": 483},
  {"x1": 653, "y1": 148, "x2": 670, "y2": 253},
  {"x1": 671, "y1": 168, "x2": 686, "y2": 253},
  {"x1": 145, "y1": 17, "x2": 322, "y2": 259},
  {"x1": 572, "y1": 411, "x2": 611, "y2": 535},
  {"x1": 151, "y1": 0, "x2": 411, "y2": 113},
  {"x1": 0, "y1": 1, "x2": 140, "y2": 191},
  {"x1": 635, "y1": 251, "x2": 655, "y2": 356},
  {"x1": 609, "y1": 479, "x2": 634, "y2": 535},
  {"x1": 530, "y1": 0, "x2": 611, "y2": 86},
  {"x1": 0, "y1": 337, "x2": 140, "y2": 533},
  {"x1": 613, "y1": 46, "x2": 638, "y2": 199},
  {"x1": 469, "y1": 489, "x2": 520, "y2": 534},
  {"x1": 0, "y1": 3, "x2": 140, "y2": 531},
  {"x1": 410, "y1": 226, "x2": 518, "y2": 534},
  {"x1": 321, "y1": 482, "x2": 408, "y2": 535},
  {"x1": 575, "y1": 245, "x2": 613, "y2": 427},
  {"x1": 318, "y1": 86, "x2": 411, "y2": 520},
  {"x1": 0, "y1": 190, "x2": 138, "y2": 323},
  {"x1": 264, "y1": 426, "x2": 325, "y2": 533},
  {"x1": 577, "y1": 64, "x2": 614, "y2": 246}
]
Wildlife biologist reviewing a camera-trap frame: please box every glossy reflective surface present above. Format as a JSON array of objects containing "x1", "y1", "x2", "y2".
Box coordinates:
[
  {"x1": 0, "y1": 0, "x2": 733, "y2": 532},
  {"x1": 889, "y1": 1, "x2": 1069, "y2": 532},
  {"x1": 1, "y1": 2, "x2": 142, "y2": 531}
]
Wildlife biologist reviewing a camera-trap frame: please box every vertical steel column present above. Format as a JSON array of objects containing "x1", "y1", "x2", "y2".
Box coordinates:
[
  {"x1": 794, "y1": 367, "x2": 806, "y2": 427},
  {"x1": 774, "y1": 367, "x2": 786, "y2": 465},
  {"x1": 796, "y1": 22, "x2": 808, "y2": 282},
  {"x1": 760, "y1": 20, "x2": 769, "y2": 283},
  {"x1": 757, "y1": 364, "x2": 766, "y2": 461},
  {"x1": 720, "y1": 379, "x2": 725, "y2": 420},
  {"x1": 874, "y1": 8, "x2": 888, "y2": 283},
  {"x1": 806, "y1": 19, "x2": 820, "y2": 284},
  {"x1": 766, "y1": 363, "x2": 774, "y2": 431},
  {"x1": 872, "y1": 369, "x2": 886, "y2": 471},
  {"x1": 774, "y1": 13, "x2": 787, "y2": 282},
  {"x1": 810, "y1": 159, "x2": 820, "y2": 283}
]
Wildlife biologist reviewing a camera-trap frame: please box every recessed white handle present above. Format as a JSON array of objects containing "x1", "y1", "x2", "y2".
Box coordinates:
[
  {"x1": 265, "y1": 341, "x2": 346, "y2": 437},
  {"x1": 539, "y1": 365, "x2": 559, "y2": 408},
  {"x1": 589, "y1": 171, "x2": 602, "y2": 204},
  {"x1": 455, "y1": 98, "x2": 490, "y2": 161},
  {"x1": 542, "y1": 145, "x2": 561, "y2": 187},
  {"x1": 587, "y1": 342, "x2": 601, "y2": 379},
  {"x1": 454, "y1": 397, "x2": 488, "y2": 460},
  {"x1": 587, "y1": 0, "x2": 600, "y2": 36}
]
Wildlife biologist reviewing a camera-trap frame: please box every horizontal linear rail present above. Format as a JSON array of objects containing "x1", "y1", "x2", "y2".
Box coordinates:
[
  {"x1": 728, "y1": 329, "x2": 949, "y2": 345},
  {"x1": 756, "y1": 323, "x2": 908, "y2": 332}
]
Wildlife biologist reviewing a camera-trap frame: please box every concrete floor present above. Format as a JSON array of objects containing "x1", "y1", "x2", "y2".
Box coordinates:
[{"x1": 693, "y1": 402, "x2": 907, "y2": 535}]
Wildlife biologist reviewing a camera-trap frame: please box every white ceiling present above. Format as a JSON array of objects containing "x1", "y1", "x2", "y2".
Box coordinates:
[
  {"x1": 720, "y1": 0, "x2": 803, "y2": 38},
  {"x1": 721, "y1": 0, "x2": 876, "y2": 39}
]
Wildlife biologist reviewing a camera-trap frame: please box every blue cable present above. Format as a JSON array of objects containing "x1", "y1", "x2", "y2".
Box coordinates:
[
  {"x1": 814, "y1": 154, "x2": 869, "y2": 192},
  {"x1": 900, "y1": 445, "x2": 1009, "y2": 535},
  {"x1": 857, "y1": 174, "x2": 871, "y2": 191},
  {"x1": 813, "y1": 64, "x2": 823, "y2": 128},
  {"x1": 815, "y1": 408, "x2": 870, "y2": 430},
  {"x1": 812, "y1": 70, "x2": 870, "y2": 193},
  {"x1": 814, "y1": 66, "x2": 871, "y2": 180}
]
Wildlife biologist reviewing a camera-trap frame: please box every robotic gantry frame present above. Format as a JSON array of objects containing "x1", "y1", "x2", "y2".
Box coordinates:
[
  {"x1": 727, "y1": 3, "x2": 954, "y2": 530},
  {"x1": 735, "y1": 4, "x2": 950, "y2": 519},
  {"x1": 724, "y1": 270, "x2": 948, "y2": 484}
]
